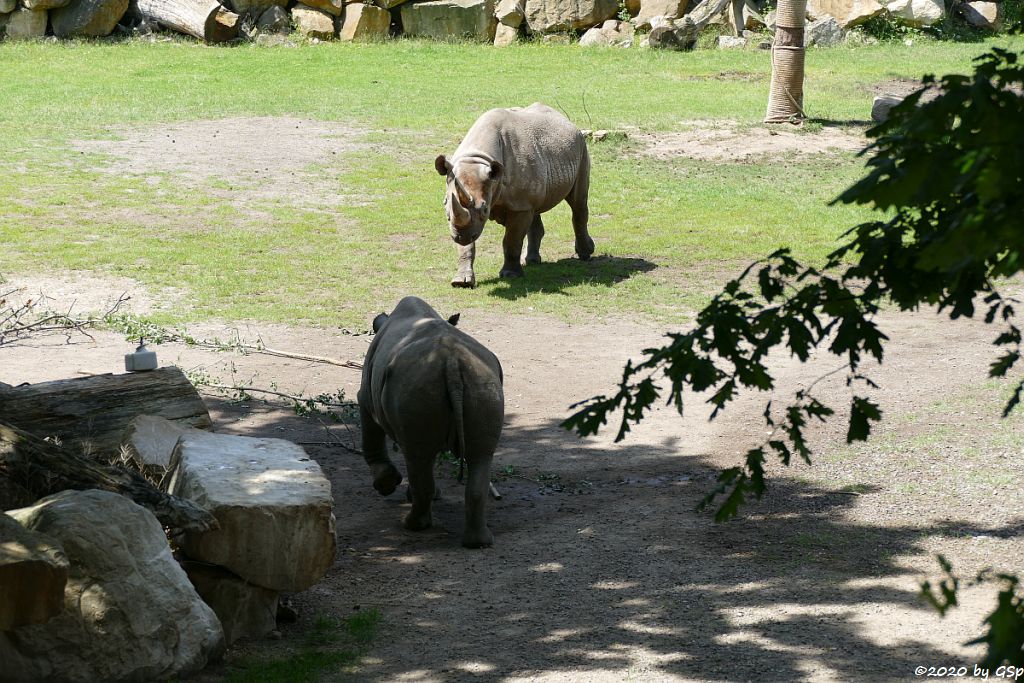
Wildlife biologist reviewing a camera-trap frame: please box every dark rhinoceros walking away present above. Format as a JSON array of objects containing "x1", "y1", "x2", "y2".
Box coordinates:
[
  {"x1": 435, "y1": 102, "x2": 594, "y2": 288},
  {"x1": 357, "y1": 296, "x2": 504, "y2": 548}
]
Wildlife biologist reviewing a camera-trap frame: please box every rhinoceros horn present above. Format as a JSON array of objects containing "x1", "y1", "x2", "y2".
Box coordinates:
[{"x1": 449, "y1": 178, "x2": 471, "y2": 227}]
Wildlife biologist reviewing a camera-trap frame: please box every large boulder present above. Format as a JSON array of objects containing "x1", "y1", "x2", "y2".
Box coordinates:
[
  {"x1": 579, "y1": 18, "x2": 633, "y2": 45},
  {"x1": 291, "y1": 2, "x2": 336, "y2": 37},
  {"x1": 300, "y1": 0, "x2": 342, "y2": 16},
  {"x1": 229, "y1": 0, "x2": 286, "y2": 18},
  {"x1": 4, "y1": 7, "x2": 48, "y2": 38},
  {"x1": 523, "y1": 0, "x2": 617, "y2": 32},
  {"x1": 806, "y1": 0, "x2": 884, "y2": 26},
  {"x1": 168, "y1": 432, "x2": 336, "y2": 592},
  {"x1": 120, "y1": 414, "x2": 207, "y2": 483},
  {"x1": 23, "y1": 0, "x2": 69, "y2": 10},
  {"x1": 493, "y1": 20, "x2": 519, "y2": 43},
  {"x1": 51, "y1": 0, "x2": 129, "y2": 36},
  {"x1": 805, "y1": 15, "x2": 844, "y2": 45},
  {"x1": 884, "y1": 0, "x2": 943, "y2": 25},
  {"x1": 495, "y1": 0, "x2": 523, "y2": 25},
  {"x1": 960, "y1": 0, "x2": 1000, "y2": 30},
  {"x1": 0, "y1": 0, "x2": 14, "y2": 13},
  {"x1": 634, "y1": 0, "x2": 685, "y2": 28},
  {"x1": 339, "y1": 2, "x2": 390, "y2": 40},
  {"x1": 401, "y1": 0, "x2": 497, "y2": 40},
  {"x1": 256, "y1": 4, "x2": 290, "y2": 31},
  {"x1": 0, "y1": 514, "x2": 68, "y2": 631},
  {"x1": 182, "y1": 561, "x2": 279, "y2": 646},
  {"x1": 0, "y1": 490, "x2": 224, "y2": 683}
]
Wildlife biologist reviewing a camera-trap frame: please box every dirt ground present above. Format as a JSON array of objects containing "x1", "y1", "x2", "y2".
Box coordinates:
[{"x1": 2, "y1": 276, "x2": 1021, "y2": 683}]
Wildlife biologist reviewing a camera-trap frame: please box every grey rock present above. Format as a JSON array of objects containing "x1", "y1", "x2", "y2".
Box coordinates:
[
  {"x1": 871, "y1": 95, "x2": 903, "y2": 122},
  {"x1": 493, "y1": 20, "x2": 518, "y2": 43},
  {"x1": 182, "y1": 561, "x2": 279, "y2": 645},
  {"x1": 4, "y1": 7, "x2": 48, "y2": 38},
  {"x1": 168, "y1": 432, "x2": 337, "y2": 592},
  {"x1": 634, "y1": 0, "x2": 685, "y2": 28},
  {"x1": 805, "y1": 15, "x2": 844, "y2": 45},
  {"x1": 23, "y1": 0, "x2": 69, "y2": 10},
  {"x1": 960, "y1": 0, "x2": 1001, "y2": 30},
  {"x1": 578, "y1": 18, "x2": 632, "y2": 45},
  {"x1": 1, "y1": 490, "x2": 224, "y2": 683},
  {"x1": 495, "y1": 0, "x2": 523, "y2": 25},
  {"x1": 120, "y1": 414, "x2": 207, "y2": 482},
  {"x1": 256, "y1": 3, "x2": 290, "y2": 31},
  {"x1": 717, "y1": 34, "x2": 746, "y2": 48},
  {"x1": 401, "y1": 0, "x2": 496, "y2": 41},
  {"x1": 644, "y1": 23, "x2": 687, "y2": 49},
  {"x1": 523, "y1": 0, "x2": 617, "y2": 32},
  {"x1": 230, "y1": 0, "x2": 285, "y2": 18},
  {"x1": 806, "y1": 0, "x2": 883, "y2": 26},
  {"x1": 0, "y1": 0, "x2": 14, "y2": 13},
  {"x1": 51, "y1": 0, "x2": 129, "y2": 36},
  {"x1": 0, "y1": 514, "x2": 68, "y2": 631},
  {"x1": 884, "y1": 0, "x2": 943, "y2": 26},
  {"x1": 300, "y1": 0, "x2": 342, "y2": 17}
]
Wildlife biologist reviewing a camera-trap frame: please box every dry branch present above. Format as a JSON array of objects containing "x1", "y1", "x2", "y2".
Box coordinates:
[{"x1": 0, "y1": 420, "x2": 216, "y2": 532}]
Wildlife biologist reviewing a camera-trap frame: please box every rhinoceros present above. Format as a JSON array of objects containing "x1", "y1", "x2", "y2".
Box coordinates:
[
  {"x1": 435, "y1": 102, "x2": 595, "y2": 288},
  {"x1": 357, "y1": 296, "x2": 504, "y2": 548}
]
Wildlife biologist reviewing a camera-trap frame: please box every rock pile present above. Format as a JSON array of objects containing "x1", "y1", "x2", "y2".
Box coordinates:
[{"x1": 0, "y1": 0, "x2": 1011, "y2": 43}]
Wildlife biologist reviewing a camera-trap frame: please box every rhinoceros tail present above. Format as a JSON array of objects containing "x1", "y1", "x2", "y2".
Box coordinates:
[{"x1": 445, "y1": 353, "x2": 468, "y2": 464}]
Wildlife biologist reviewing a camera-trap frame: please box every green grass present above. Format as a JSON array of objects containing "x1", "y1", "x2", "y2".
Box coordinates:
[
  {"x1": 1, "y1": 37, "x2": 1021, "y2": 328},
  {"x1": 223, "y1": 610, "x2": 381, "y2": 683}
]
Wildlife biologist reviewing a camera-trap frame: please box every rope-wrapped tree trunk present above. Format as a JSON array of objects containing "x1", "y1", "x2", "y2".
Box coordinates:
[{"x1": 764, "y1": 0, "x2": 807, "y2": 123}]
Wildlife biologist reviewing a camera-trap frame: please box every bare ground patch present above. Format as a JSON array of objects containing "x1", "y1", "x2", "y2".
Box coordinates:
[
  {"x1": 2, "y1": 280, "x2": 1020, "y2": 681},
  {"x1": 69, "y1": 116, "x2": 377, "y2": 210},
  {"x1": 634, "y1": 121, "x2": 867, "y2": 162}
]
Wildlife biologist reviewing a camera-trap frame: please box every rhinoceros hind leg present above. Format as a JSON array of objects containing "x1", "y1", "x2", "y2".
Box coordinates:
[
  {"x1": 568, "y1": 147, "x2": 593, "y2": 261},
  {"x1": 403, "y1": 455, "x2": 436, "y2": 531},
  {"x1": 451, "y1": 272, "x2": 476, "y2": 288},
  {"x1": 461, "y1": 453, "x2": 494, "y2": 549},
  {"x1": 525, "y1": 215, "x2": 544, "y2": 265}
]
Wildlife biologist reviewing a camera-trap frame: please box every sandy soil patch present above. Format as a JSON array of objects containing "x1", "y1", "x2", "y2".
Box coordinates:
[
  {"x1": 634, "y1": 122, "x2": 867, "y2": 162},
  {"x1": 70, "y1": 116, "x2": 373, "y2": 208}
]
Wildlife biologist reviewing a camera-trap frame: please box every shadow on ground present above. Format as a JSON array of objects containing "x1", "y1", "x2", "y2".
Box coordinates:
[
  {"x1": 201, "y1": 396, "x2": 998, "y2": 682},
  {"x1": 482, "y1": 255, "x2": 657, "y2": 302}
]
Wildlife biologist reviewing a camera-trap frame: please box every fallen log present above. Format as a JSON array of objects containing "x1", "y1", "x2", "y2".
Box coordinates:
[
  {"x1": 131, "y1": 0, "x2": 240, "y2": 42},
  {"x1": 0, "y1": 366, "x2": 211, "y2": 460},
  {"x1": 0, "y1": 420, "x2": 217, "y2": 532}
]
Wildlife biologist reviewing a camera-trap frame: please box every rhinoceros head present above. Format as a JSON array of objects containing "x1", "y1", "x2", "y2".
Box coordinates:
[{"x1": 435, "y1": 154, "x2": 504, "y2": 246}]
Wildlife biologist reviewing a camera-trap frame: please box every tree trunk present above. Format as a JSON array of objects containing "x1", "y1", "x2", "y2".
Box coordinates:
[
  {"x1": 131, "y1": 0, "x2": 240, "y2": 42},
  {"x1": 0, "y1": 366, "x2": 211, "y2": 460},
  {"x1": 674, "y1": 0, "x2": 732, "y2": 46},
  {"x1": 764, "y1": 0, "x2": 807, "y2": 123},
  {"x1": 0, "y1": 420, "x2": 217, "y2": 532}
]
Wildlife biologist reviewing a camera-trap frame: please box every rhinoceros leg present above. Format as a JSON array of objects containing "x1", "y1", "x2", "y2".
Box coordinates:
[
  {"x1": 462, "y1": 450, "x2": 495, "y2": 548},
  {"x1": 525, "y1": 215, "x2": 544, "y2": 265},
  {"x1": 360, "y1": 403, "x2": 403, "y2": 496},
  {"x1": 568, "y1": 147, "x2": 595, "y2": 261},
  {"x1": 499, "y1": 211, "x2": 532, "y2": 279},
  {"x1": 451, "y1": 241, "x2": 477, "y2": 288},
  {"x1": 403, "y1": 451, "x2": 437, "y2": 531}
]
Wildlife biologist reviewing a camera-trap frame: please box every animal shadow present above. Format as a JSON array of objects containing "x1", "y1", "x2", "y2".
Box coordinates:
[{"x1": 483, "y1": 255, "x2": 656, "y2": 301}]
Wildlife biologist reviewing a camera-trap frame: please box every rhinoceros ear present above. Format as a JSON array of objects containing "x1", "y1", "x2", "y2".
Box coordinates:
[
  {"x1": 488, "y1": 160, "x2": 503, "y2": 183},
  {"x1": 372, "y1": 313, "x2": 388, "y2": 334},
  {"x1": 447, "y1": 313, "x2": 460, "y2": 327},
  {"x1": 435, "y1": 155, "x2": 452, "y2": 176}
]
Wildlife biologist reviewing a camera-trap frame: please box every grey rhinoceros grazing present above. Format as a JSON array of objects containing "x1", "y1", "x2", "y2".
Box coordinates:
[
  {"x1": 435, "y1": 102, "x2": 595, "y2": 288},
  {"x1": 357, "y1": 296, "x2": 504, "y2": 548}
]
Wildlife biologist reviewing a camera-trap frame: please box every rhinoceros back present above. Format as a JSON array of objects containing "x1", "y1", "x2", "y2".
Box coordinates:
[{"x1": 455, "y1": 103, "x2": 587, "y2": 214}]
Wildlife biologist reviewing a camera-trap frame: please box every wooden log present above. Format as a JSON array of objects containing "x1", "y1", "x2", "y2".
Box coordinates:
[
  {"x1": 0, "y1": 420, "x2": 217, "y2": 532},
  {"x1": 131, "y1": 0, "x2": 240, "y2": 42},
  {"x1": 0, "y1": 366, "x2": 212, "y2": 460}
]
